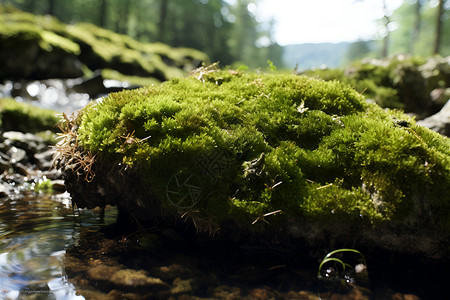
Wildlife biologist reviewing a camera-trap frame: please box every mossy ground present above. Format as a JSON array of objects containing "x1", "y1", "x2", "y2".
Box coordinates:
[{"x1": 61, "y1": 69, "x2": 450, "y2": 242}]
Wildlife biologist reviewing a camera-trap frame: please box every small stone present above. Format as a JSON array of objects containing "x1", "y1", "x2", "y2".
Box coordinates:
[
  {"x1": 171, "y1": 277, "x2": 193, "y2": 294},
  {"x1": 418, "y1": 100, "x2": 450, "y2": 136},
  {"x1": 105, "y1": 290, "x2": 124, "y2": 300},
  {"x1": 51, "y1": 179, "x2": 66, "y2": 192},
  {"x1": 249, "y1": 287, "x2": 275, "y2": 300},
  {"x1": 0, "y1": 184, "x2": 8, "y2": 198},
  {"x1": 0, "y1": 158, "x2": 10, "y2": 172},
  {"x1": 111, "y1": 268, "x2": 168, "y2": 288},
  {"x1": 7, "y1": 146, "x2": 27, "y2": 164},
  {"x1": 34, "y1": 149, "x2": 55, "y2": 170},
  {"x1": 403, "y1": 294, "x2": 421, "y2": 300},
  {"x1": 42, "y1": 169, "x2": 63, "y2": 180},
  {"x1": 13, "y1": 162, "x2": 31, "y2": 176}
]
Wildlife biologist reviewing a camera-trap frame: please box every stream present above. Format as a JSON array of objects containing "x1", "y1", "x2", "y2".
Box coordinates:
[
  {"x1": 0, "y1": 78, "x2": 447, "y2": 299},
  {"x1": 0, "y1": 188, "x2": 447, "y2": 299},
  {"x1": 0, "y1": 190, "x2": 116, "y2": 299}
]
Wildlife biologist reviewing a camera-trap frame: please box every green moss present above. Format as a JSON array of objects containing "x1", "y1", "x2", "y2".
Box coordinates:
[
  {"x1": 34, "y1": 178, "x2": 54, "y2": 192},
  {"x1": 73, "y1": 71, "x2": 450, "y2": 230},
  {"x1": 62, "y1": 22, "x2": 206, "y2": 80},
  {"x1": 40, "y1": 30, "x2": 79, "y2": 54},
  {"x1": 0, "y1": 14, "x2": 79, "y2": 55},
  {"x1": 0, "y1": 98, "x2": 59, "y2": 133}
]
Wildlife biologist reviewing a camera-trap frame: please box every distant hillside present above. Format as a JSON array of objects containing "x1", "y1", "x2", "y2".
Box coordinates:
[{"x1": 282, "y1": 42, "x2": 351, "y2": 70}]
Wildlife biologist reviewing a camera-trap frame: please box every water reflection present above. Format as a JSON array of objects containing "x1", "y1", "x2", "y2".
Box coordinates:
[{"x1": 0, "y1": 191, "x2": 116, "y2": 299}]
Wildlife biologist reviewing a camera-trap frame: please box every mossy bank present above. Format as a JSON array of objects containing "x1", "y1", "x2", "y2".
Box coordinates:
[
  {"x1": 0, "y1": 5, "x2": 208, "y2": 84},
  {"x1": 55, "y1": 69, "x2": 450, "y2": 259},
  {"x1": 0, "y1": 98, "x2": 59, "y2": 134}
]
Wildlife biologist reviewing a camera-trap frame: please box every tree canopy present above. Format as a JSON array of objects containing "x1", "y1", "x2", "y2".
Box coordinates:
[{"x1": 382, "y1": 0, "x2": 449, "y2": 57}]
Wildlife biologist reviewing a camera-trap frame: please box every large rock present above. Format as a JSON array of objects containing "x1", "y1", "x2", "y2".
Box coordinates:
[
  {"x1": 418, "y1": 100, "x2": 450, "y2": 136},
  {"x1": 54, "y1": 70, "x2": 450, "y2": 260}
]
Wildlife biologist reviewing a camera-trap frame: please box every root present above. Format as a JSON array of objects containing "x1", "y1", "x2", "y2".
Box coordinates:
[
  {"x1": 180, "y1": 209, "x2": 220, "y2": 236},
  {"x1": 52, "y1": 111, "x2": 96, "y2": 182}
]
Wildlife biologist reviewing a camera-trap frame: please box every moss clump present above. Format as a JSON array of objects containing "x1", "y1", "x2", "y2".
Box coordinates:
[
  {"x1": 61, "y1": 69, "x2": 450, "y2": 239},
  {"x1": 0, "y1": 98, "x2": 59, "y2": 133}
]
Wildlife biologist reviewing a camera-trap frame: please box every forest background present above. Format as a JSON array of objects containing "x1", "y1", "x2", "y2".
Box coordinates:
[{"x1": 1, "y1": 0, "x2": 449, "y2": 69}]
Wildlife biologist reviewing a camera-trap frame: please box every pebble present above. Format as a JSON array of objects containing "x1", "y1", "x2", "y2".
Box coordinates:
[{"x1": 0, "y1": 130, "x2": 65, "y2": 198}]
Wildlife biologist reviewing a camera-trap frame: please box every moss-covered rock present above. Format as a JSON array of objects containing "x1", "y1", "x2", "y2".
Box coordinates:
[
  {"x1": 0, "y1": 7, "x2": 83, "y2": 80},
  {"x1": 55, "y1": 69, "x2": 450, "y2": 259},
  {"x1": 0, "y1": 98, "x2": 59, "y2": 133},
  {"x1": 0, "y1": 6, "x2": 208, "y2": 83},
  {"x1": 303, "y1": 55, "x2": 450, "y2": 119}
]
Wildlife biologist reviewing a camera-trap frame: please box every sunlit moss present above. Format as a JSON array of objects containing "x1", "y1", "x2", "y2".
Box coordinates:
[
  {"x1": 73, "y1": 70, "x2": 450, "y2": 232},
  {"x1": 0, "y1": 11, "x2": 79, "y2": 55},
  {"x1": 0, "y1": 98, "x2": 59, "y2": 133}
]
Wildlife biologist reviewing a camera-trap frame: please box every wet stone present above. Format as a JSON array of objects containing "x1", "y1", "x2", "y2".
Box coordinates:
[
  {"x1": 51, "y1": 179, "x2": 66, "y2": 192},
  {"x1": 111, "y1": 269, "x2": 168, "y2": 288},
  {"x1": 0, "y1": 184, "x2": 8, "y2": 198},
  {"x1": 0, "y1": 157, "x2": 10, "y2": 172},
  {"x1": 13, "y1": 162, "x2": 31, "y2": 176},
  {"x1": 170, "y1": 277, "x2": 193, "y2": 294},
  {"x1": 34, "y1": 149, "x2": 55, "y2": 170},
  {"x1": 7, "y1": 146, "x2": 27, "y2": 164}
]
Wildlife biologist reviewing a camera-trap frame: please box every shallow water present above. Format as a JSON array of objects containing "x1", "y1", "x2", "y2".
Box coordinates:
[
  {"x1": 0, "y1": 189, "x2": 446, "y2": 299},
  {"x1": 0, "y1": 191, "x2": 116, "y2": 299}
]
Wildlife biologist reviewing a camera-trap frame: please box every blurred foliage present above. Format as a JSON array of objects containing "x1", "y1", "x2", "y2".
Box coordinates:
[
  {"x1": 389, "y1": 0, "x2": 449, "y2": 56},
  {"x1": 344, "y1": 0, "x2": 449, "y2": 63},
  {"x1": 2, "y1": 0, "x2": 284, "y2": 68},
  {"x1": 302, "y1": 55, "x2": 447, "y2": 117}
]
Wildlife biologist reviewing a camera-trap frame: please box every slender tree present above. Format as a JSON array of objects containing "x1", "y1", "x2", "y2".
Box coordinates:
[
  {"x1": 99, "y1": 0, "x2": 108, "y2": 28},
  {"x1": 158, "y1": 0, "x2": 169, "y2": 42},
  {"x1": 381, "y1": 0, "x2": 391, "y2": 58},
  {"x1": 47, "y1": 0, "x2": 55, "y2": 15},
  {"x1": 433, "y1": 0, "x2": 445, "y2": 54},
  {"x1": 25, "y1": 0, "x2": 36, "y2": 13},
  {"x1": 410, "y1": 0, "x2": 423, "y2": 54}
]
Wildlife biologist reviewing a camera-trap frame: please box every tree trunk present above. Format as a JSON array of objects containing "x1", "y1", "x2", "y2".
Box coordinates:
[
  {"x1": 433, "y1": 0, "x2": 445, "y2": 54},
  {"x1": 381, "y1": 0, "x2": 390, "y2": 58},
  {"x1": 410, "y1": 0, "x2": 422, "y2": 54},
  {"x1": 158, "y1": 0, "x2": 169, "y2": 42},
  {"x1": 115, "y1": 0, "x2": 130, "y2": 34},
  {"x1": 99, "y1": 0, "x2": 108, "y2": 28},
  {"x1": 47, "y1": 0, "x2": 55, "y2": 15},
  {"x1": 25, "y1": 0, "x2": 36, "y2": 13}
]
